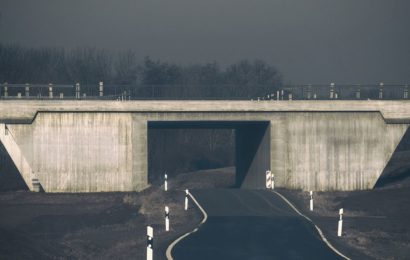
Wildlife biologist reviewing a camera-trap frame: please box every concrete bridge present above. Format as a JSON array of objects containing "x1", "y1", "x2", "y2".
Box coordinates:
[{"x1": 0, "y1": 100, "x2": 409, "y2": 192}]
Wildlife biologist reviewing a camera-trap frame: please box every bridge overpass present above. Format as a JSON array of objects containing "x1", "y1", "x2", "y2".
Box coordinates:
[{"x1": 0, "y1": 100, "x2": 409, "y2": 192}]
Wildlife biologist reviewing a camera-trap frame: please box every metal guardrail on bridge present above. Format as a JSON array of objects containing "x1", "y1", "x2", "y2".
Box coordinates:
[{"x1": 0, "y1": 82, "x2": 409, "y2": 100}]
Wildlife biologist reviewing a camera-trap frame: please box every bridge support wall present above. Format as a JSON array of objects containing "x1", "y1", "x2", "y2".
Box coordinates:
[
  {"x1": 7, "y1": 113, "x2": 147, "y2": 192},
  {"x1": 0, "y1": 109, "x2": 407, "y2": 192},
  {"x1": 270, "y1": 113, "x2": 408, "y2": 190}
]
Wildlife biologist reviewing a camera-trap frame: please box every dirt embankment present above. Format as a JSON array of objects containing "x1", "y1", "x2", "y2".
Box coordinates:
[
  {"x1": 0, "y1": 167, "x2": 234, "y2": 260},
  {"x1": 278, "y1": 184, "x2": 410, "y2": 260}
]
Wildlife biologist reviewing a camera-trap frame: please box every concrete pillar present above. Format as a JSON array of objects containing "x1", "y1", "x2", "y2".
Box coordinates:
[
  {"x1": 48, "y1": 83, "x2": 53, "y2": 98},
  {"x1": 270, "y1": 117, "x2": 286, "y2": 189},
  {"x1": 404, "y1": 85, "x2": 408, "y2": 99},
  {"x1": 75, "y1": 83, "x2": 80, "y2": 99},
  {"x1": 59, "y1": 93, "x2": 64, "y2": 99},
  {"x1": 132, "y1": 117, "x2": 148, "y2": 190},
  {"x1": 99, "y1": 81, "x2": 104, "y2": 97},
  {"x1": 17, "y1": 93, "x2": 21, "y2": 98},
  {"x1": 25, "y1": 83, "x2": 30, "y2": 97},
  {"x1": 330, "y1": 83, "x2": 335, "y2": 99},
  {"x1": 379, "y1": 82, "x2": 384, "y2": 99}
]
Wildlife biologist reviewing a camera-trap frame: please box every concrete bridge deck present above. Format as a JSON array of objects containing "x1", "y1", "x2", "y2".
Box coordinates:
[{"x1": 1, "y1": 100, "x2": 410, "y2": 123}]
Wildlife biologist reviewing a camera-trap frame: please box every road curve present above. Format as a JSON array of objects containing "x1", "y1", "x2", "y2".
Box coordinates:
[{"x1": 172, "y1": 189, "x2": 344, "y2": 260}]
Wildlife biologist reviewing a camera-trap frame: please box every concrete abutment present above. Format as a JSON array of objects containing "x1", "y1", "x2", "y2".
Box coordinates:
[{"x1": 0, "y1": 101, "x2": 409, "y2": 192}]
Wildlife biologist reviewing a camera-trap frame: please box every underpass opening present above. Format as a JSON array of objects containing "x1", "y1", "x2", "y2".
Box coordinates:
[{"x1": 148, "y1": 121, "x2": 270, "y2": 188}]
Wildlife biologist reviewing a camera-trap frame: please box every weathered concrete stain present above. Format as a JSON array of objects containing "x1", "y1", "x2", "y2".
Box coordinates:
[{"x1": 8, "y1": 113, "x2": 147, "y2": 192}]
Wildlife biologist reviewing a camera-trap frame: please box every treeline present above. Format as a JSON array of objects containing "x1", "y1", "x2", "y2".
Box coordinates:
[
  {"x1": 0, "y1": 44, "x2": 283, "y2": 180},
  {"x1": 0, "y1": 44, "x2": 282, "y2": 98}
]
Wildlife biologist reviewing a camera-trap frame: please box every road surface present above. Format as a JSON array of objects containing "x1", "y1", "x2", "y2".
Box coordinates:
[{"x1": 172, "y1": 189, "x2": 343, "y2": 260}]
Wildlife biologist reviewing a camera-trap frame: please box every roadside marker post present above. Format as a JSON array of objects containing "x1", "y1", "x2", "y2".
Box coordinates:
[
  {"x1": 309, "y1": 191, "x2": 313, "y2": 211},
  {"x1": 184, "y1": 189, "x2": 189, "y2": 210},
  {"x1": 266, "y1": 170, "x2": 275, "y2": 189},
  {"x1": 337, "y1": 208, "x2": 343, "y2": 237},
  {"x1": 272, "y1": 173, "x2": 275, "y2": 190},
  {"x1": 147, "y1": 226, "x2": 153, "y2": 260},
  {"x1": 266, "y1": 170, "x2": 275, "y2": 190},
  {"x1": 164, "y1": 173, "x2": 168, "y2": 191},
  {"x1": 165, "y1": 206, "x2": 170, "y2": 231},
  {"x1": 266, "y1": 170, "x2": 271, "y2": 189}
]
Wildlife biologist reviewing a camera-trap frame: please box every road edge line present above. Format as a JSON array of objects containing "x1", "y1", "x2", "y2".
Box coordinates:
[
  {"x1": 165, "y1": 192, "x2": 208, "y2": 260},
  {"x1": 273, "y1": 190, "x2": 351, "y2": 260}
]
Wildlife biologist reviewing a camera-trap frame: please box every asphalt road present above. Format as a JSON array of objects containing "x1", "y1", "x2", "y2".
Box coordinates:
[{"x1": 172, "y1": 189, "x2": 343, "y2": 260}]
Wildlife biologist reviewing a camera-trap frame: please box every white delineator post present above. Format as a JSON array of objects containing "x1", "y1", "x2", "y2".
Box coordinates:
[
  {"x1": 147, "y1": 226, "x2": 153, "y2": 260},
  {"x1": 272, "y1": 173, "x2": 275, "y2": 190},
  {"x1": 265, "y1": 170, "x2": 272, "y2": 189},
  {"x1": 165, "y1": 206, "x2": 170, "y2": 231},
  {"x1": 309, "y1": 191, "x2": 313, "y2": 211},
  {"x1": 338, "y1": 208, "x2": 344, "y2": 237},
  {"x1": 184, "y1": 189, "x2": 189, "y2": 210},
  {"x1": 164, "y1": 173, "x2": 168, "y2": 191}
]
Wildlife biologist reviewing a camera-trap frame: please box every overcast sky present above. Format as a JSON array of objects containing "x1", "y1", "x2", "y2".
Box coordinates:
[{"x1": 1, "y1": 0, "x2": 409, "y2": 84}]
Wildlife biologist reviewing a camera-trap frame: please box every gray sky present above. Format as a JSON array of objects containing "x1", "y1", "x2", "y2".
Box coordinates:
[{"x1": 1, "y1": 0, "x2": 409, "y2": 84}]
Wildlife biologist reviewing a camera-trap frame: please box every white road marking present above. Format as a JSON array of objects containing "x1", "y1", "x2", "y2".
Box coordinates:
[
  {"x1": 166, "y1": 192, "x2": 208, "y2": 260},
  {"x1": 273, "y1": 190, "x2": 351, "y2": 260}
]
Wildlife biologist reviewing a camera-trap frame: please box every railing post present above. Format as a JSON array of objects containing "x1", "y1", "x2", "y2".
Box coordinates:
[
  {"x1": 4, "y1": 82, "x2": 8, "y2": 98},
  {"x1": 76, "y1": 83, "x2": 81, "y2": 99},
  {"x1": 307, "y1": 84, "x2": 312, "y2": 100},
  {"x1": 404, "y1": 85, "x2": 408, "y2": 99},
  {"x1": 48, "y1": 83, "x2": 53, "y2": 98},
  {"x1": 330, "y1": 83, "x2": 335, "y2": 99},
  {"x1": 99, "y1": 81, "x2": 104, "y2": 97},
  {"x1": 356, "y1": 85, "x2": 361, "y2": 99},
  {"x1": 379, "y1": 82, "x2": 384, "y2": 99},
  {"x1": 25, "y1": 83, "x2": 30, "y2": 97}
]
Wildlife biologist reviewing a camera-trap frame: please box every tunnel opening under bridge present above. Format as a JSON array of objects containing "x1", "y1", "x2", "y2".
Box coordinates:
[{"x1": 148, "y1": 121, "x2": 270, "y2": 188}]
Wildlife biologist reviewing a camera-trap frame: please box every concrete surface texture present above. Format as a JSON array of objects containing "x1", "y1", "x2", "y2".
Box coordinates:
[
  {"x1": 271, "y1": 113, "x2": 408, "y2": 191},
  {"x1": 6, "y1": 113, "x2": 147, "y2": 192},
  {"x1": 0, "y1": 100, "x2": 408, "y2": 192}
]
